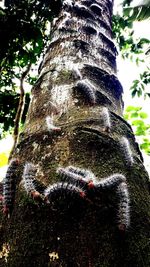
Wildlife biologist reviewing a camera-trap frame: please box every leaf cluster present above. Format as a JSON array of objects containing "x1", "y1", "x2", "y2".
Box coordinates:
[
  {"x1": 130, "y1": 68, "x2": 150, "y2": 98},
  {"x1": 123, "y1": 0, "x2": 150, "y2": 22},
  {"x1": 0, "y1": 0, "x2": 62, "y2": 136},
  {"x1": 125, "y1": 106, "x2": 150, "y2": 155},
  {"x1": 113, "y1": 14, "x2": 150, "y2": 62},
  {"x1": 112, "y1": 4, "x2": 150, "y2": 102},
  {"x1": 0, "y1": 0, "x2": 61, "y2": 83}
]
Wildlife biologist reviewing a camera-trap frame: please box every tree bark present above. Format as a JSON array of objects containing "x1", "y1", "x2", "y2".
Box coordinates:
[{"x1": 0, "y1": 0, "x2": 150, "y2": 266}]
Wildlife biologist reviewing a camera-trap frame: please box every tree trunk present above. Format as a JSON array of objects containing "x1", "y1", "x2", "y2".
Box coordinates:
[{"x1": 0, "y1": 0, "x2": 150, "y2": 266}]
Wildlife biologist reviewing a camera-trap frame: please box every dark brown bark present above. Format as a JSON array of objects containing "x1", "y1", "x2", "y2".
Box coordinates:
[{"x1": 0, "y1": 1, "x2": 150, "y2": 267}]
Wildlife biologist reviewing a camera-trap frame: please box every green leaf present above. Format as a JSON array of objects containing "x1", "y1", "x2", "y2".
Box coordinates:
[
  {"x1": 135, "y1": 128, "x2": 146, "y2": 136},
  {"x1": 132, "y1": 120, "x2": 145, "y2": 126},
  {"x1": 130, "y1": 112, "x2": 138, "y2": 118},
  {"x1": 124, "y1": 6, "x2": 150, "y2": 21},
  {"x1": 139, "y1": 112, "x2": 148, "y2": 119},
  {"x1": 131, "y1": 89, "x2": 138, "y2": 97},
  {"x1": 126, "y1": 106, "x2": 141, "y2": 112}
]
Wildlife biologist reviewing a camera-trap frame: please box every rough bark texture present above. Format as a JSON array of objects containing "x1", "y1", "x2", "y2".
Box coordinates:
[{"x1": 0, "y1": 0, "x2": 150, "y2": 266}]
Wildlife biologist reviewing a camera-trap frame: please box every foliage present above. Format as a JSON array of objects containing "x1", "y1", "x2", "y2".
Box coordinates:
[
  {"x1": 0, "y1": 0, "x2": 61, "y2": 67},
  {"x1": 130, "y1": 68, "x2": 150, "y2": 98},
  {"x1": 112, "y1": 0, "x2": 150, "y2": 101},
  {"x1": 123, "y1": 0, "x2": 150, "y2": 21},
  {"x1": 124, "y1": 106, "x2": 150, "y2": 155},
  {"x1": 112, "y1": 14, "x2": 150, "y2": 62},
  {"x1": 0, "y1": 0, "x2": 62, "y2": 136}
]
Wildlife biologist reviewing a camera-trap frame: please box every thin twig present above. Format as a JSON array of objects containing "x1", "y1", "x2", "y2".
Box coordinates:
[{"x1": 9, "y1": 63, "x2": 31, "y2": 161}]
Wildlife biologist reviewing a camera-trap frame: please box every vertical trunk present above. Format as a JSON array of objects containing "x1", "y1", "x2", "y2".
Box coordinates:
[{"x1": 0, "y1": 1, "x2": 150, "y2": 267}]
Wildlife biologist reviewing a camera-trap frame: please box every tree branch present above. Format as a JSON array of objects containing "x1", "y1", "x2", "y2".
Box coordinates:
[{"x1": 9, "y1": 63, "x2": 31, "y2": 161}]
